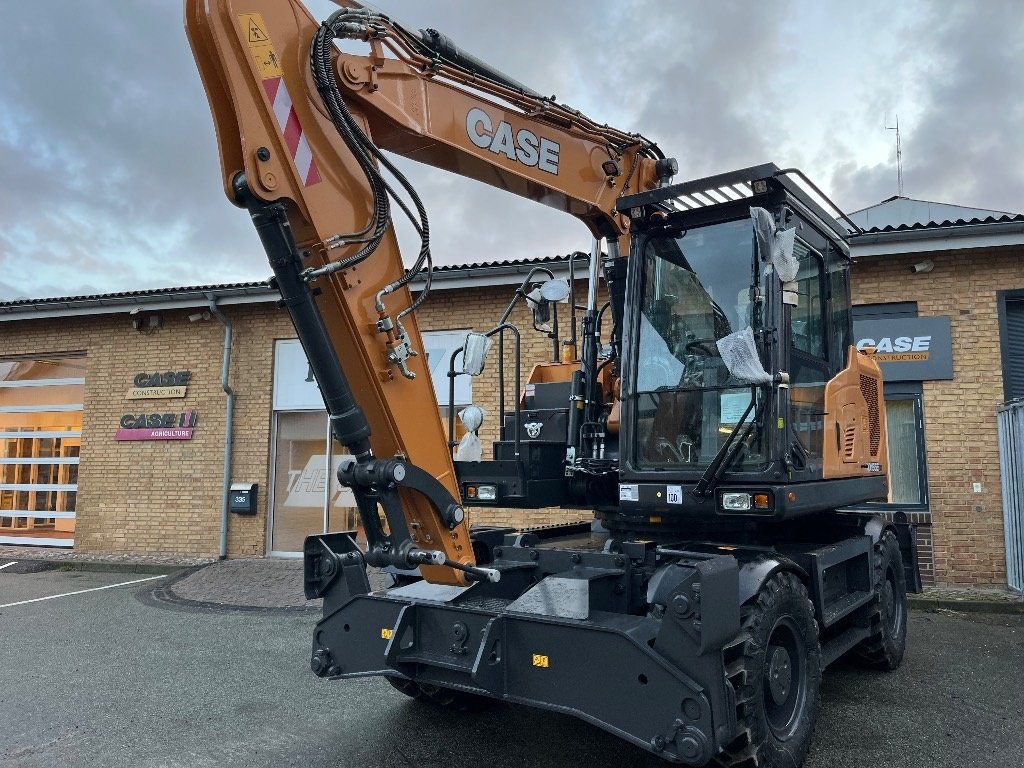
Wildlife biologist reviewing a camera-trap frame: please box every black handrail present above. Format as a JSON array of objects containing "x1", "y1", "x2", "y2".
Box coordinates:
[{"x1": 447, "y1": 323, "x2": 523, "y2": 460}]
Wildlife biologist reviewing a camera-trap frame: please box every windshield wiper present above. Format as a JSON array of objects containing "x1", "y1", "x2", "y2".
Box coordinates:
[{"x1": 690, "y1": 390, "x2": 763, "y2": 499}]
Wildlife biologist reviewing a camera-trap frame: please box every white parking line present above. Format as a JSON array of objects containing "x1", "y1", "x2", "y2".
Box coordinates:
[
  {"x1": 0, "y1": 561, "x2": 16, "y2": 570},
  {"x1": 0, "y1": 574, "x2": 165, "y2": 609}
]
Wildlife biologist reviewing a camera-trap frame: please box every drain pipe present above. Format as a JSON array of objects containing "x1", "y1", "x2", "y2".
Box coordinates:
[{"x1": 206, "y1": 293, "x2": 234, "y2": 560}]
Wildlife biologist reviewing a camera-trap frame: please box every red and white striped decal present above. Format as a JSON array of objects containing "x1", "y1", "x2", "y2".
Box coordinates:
[{"x1": 262, "y1": 77, "x2": 322, "y2": 187}]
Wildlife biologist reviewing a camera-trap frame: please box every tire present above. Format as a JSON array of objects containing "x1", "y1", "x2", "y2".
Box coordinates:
[
  {"x1": 718, "y1": 571, "x2": 822, "y2": 768},
  {"x1": 385, "y1": 676, "x2": 495, "y2": 712},
  {"x1": 855, "y1": 530, "x2": 908, "y2": 670}
]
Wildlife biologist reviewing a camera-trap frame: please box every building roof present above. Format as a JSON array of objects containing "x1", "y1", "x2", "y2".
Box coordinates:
[
  {"x1": 0, "y1": 254, "x2": 590, "y2": 321},
  {"x1": 847, "y1": 196, "x2": 1024, "y2": 257},
  {"x1": 847, "y1": 196, "x2": 1019, "y2": 232}
]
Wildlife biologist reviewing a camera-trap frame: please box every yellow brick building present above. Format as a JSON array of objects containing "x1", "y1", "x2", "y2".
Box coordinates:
[{"x1": 1, "y1": 201, "x2": 1022, "y2": 589}]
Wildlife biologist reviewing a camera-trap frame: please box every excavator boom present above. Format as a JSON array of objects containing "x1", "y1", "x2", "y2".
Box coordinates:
[{"x1": 185, "y1": 0, "x2": 663, "y2": 584}]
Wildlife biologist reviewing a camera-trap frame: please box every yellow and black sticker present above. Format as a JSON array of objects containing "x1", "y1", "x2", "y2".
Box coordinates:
[
  {"x1": 237, "y1": 13, "x2": 283, "y2": 79},
  {"x1": 381, "y1": 628, "x2": 394, "y2": 640},
  {"x1": 531, "y1": 654, "x2": 550, "y2": 668}
]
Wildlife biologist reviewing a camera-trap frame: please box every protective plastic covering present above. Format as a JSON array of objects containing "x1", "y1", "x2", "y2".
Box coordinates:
[
  {"x1": 750, "y1": 207, "x2": 798, "y2": 283},
  {"x1": 455, "y1": 405, "x2": 485, "y2": 462},
  {"x1": 716, "y1": 326, "x2": 772, "y2": 384},
  {"x1": 637, "y1": 313, "x2": 686, "y2": 391},
  {"x1": 461, "y1": 333, "x2": 493, "y2": 376}
]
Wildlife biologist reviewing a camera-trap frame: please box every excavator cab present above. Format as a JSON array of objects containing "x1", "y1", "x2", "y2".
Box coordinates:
[{"x1": 608, "y1": 164, "x2": 887, "y2": 532}]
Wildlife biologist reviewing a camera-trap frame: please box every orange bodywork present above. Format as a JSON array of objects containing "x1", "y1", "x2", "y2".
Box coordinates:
[
  {"x1": 822, "y1": 346, "x2": 889, "y2": 480},
  {"x1": 184, "y1": 0, "x2": 660, "y2": 583}
]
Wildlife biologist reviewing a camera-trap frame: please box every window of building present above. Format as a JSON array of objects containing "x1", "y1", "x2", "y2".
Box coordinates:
[
  {"x1": 0, "y1": 356, "x2": 85, "y2": 547},
  {"x1": 422, "y1": 330, "x2": 473, "y2": 408},
  {"x1": 269, "y1": 411, "x2": 359, "y2": 554},
  {"x1": 998, "y1": 290, "x2": 1024, "y2": 402},
  {"x1": 882, "y1": 392, "x2": 928, "y2": 507},
  {"x1": 268, "y1": 333, "x2": 469, "y2": 554}
]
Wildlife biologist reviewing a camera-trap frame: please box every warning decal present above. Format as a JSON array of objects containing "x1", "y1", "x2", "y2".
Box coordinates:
[
  {"x1": 236, "y1": 11, "x2": 320, "y2": 186},
  {"x1": 246, "y1": 15, "x2": 269, "y2": 43},
  {"x1": 237, "y1": 13, "x2": 282, "y2": 78}
]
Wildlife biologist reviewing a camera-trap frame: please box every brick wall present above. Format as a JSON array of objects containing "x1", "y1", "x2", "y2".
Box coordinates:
[
  {"x1": 852, "y1": 245, "x2": 1024, "y2": 586},
  {"x1": 0, "y1": 305, "x2": 302, "y2": 557},
  {"x1": 0, "y1": 277, "x2": 593, "y2": 557}
]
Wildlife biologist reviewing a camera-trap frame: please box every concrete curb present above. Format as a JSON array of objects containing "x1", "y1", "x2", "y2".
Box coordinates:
[
  {"x1": 145, "y1": 565, "x2": 319, "y2": 614},
  {"x1": 2, "y1": 558, "x2": 202, "y2": 576},
  {"x1": 909, "y1": 595, "x2": 1024, "y2": 615}
]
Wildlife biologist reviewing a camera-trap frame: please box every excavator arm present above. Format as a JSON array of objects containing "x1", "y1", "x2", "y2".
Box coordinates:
[{"x1": 184, "y1": 0, "x2": 664, "y2": 584}]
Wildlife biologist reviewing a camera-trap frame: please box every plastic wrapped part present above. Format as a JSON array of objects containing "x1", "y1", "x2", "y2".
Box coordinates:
[
  {"x1": 459, "y1": 404, "x2": 484, "y2": 432},
  {"x1": 526, "y1": 287, "x2": 551, "y2": 328},
  {"x1": 455, "y1": 431, "x2": 482, "y2": 462},
  {"x1": 637, "y1": 314, "x2": 685, "y2": 391},
  {"x1": 773, "y1": 227, "x2": 798, "y2": 282},
  {"x1": 539, "y1": 278, "x2": 571, "y2": 302},
  {"x1": 461, "y1": 332, "x2": 493, "y2": 376},
  {"x1": 455, "y1": 406, "x2": 485, "y2": 462},
  {"x1": 716, "y1": 326, "x2": 772, "y2": 384},
  {"x1": 751, "y1": 207, "x2": 774, "y2": 262},
  {"x1": 750, "y1": 206, "x2": 798, "y2": 283}
]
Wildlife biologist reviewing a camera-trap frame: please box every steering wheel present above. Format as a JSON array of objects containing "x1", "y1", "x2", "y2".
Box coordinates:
[{"x1": 684, "y1": 337, "x2": 718, "y2": 356}]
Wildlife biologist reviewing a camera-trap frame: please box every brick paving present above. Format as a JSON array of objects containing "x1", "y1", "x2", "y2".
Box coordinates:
[
  {"x1": 909, "y1": 584, "x2": 1024, "y2": 613},
  {"x1": 165, "y1": 558, "x2": 314, "y2": 610},
  {"x1": 160, "y1": 558, "x2": 389, "y2": 610}
]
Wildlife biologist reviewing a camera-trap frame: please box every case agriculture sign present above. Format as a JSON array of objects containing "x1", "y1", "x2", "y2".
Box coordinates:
[{"x1": 852, "y1": 316, "x2": 953, "y2": 381}]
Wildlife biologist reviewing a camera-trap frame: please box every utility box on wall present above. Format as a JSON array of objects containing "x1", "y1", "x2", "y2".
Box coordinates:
[{"x1": 229, "y1": 483, "x2": 258, "y2": 515}]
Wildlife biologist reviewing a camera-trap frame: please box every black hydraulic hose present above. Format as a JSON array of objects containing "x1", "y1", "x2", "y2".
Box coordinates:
[
  {"x1": 312, "y1": 11, "x2": 435, "y2": 316},
  {"x1": 236, "y1": 175, "x2": 373, "y2": 461}
]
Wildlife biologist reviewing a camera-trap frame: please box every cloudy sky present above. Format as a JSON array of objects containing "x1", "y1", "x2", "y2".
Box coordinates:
[{"x1": 1, "y1": 1, "x2": 1022, "y2": 300}]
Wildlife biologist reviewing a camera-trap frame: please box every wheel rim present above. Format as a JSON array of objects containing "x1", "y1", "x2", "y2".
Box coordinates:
[
  {"x1": 883, "y1": 563, "x2": 904, "y2": 637},
  {"x1": 763, "y1": 617, "x2": 809, "y2": 741}
]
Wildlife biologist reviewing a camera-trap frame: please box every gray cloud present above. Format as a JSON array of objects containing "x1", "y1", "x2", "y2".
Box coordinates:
[
  {"x1": 0, "y1": 0, "x2": 264, "y2": 300},
  {"x1": 1, "y1": 0, "x2": 1022, "y2": 302},
  {"x1": 829, "y1": 0, "x2": 1024, "y2": 214}
]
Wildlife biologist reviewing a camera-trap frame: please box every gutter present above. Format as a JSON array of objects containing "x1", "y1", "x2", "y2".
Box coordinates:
[
  {"x1": 206, "y1": 293, "x2": 235, "y2": 560},
  {"x1": 849, "y1": 219, "x2": 1024, "y2": 254}
]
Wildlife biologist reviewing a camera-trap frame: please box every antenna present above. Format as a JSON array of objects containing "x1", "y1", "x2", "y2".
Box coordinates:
[{"x1": 885, "y1": 114, "x2": 904, "y2": 197}]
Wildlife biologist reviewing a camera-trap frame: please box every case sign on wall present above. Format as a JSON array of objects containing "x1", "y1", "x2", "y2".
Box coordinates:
[
  {"x1": 126, "y1": 370, "x2": 191, "y2": 400},
  {"x1": 117, "y1": 370, "x2": 198, "y2": 440},
  {"x1": 852, "y1": 316, "x2": 954, "y2": 381},
  {"x1": 116, "y1": 410, "x2": 198, "y2": 441}
]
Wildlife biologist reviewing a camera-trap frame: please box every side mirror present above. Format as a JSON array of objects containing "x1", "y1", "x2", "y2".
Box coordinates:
[
  {"x1": 461, "y1": 332, "x2": 492, "y2": 376},
  {"x1": 528, "y1": 279, "x2": 570, "y2": 327}
]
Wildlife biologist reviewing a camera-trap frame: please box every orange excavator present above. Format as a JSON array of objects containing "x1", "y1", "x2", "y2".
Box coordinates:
[{"x1": 186, "y1": 2, "x2": 917, "y2": 765}]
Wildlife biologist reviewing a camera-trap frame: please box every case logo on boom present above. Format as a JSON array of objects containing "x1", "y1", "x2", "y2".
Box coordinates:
[{"x1": 466, "y1": 107, "x2": 560, "y2": 175}]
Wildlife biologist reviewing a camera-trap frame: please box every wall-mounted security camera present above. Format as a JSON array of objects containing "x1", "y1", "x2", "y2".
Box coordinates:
[{"x1": 910, "y1": 260, "x2": 935, "y2": 274}]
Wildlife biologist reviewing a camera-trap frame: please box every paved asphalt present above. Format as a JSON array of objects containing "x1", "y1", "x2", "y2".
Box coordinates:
[{"x1": 1, "y1": 565, "x2": 1022, "y2": 768}]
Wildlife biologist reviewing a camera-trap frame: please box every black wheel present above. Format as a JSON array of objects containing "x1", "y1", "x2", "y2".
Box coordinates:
[
  {"x1": 718, "y1": 571, "x2": 822, "y2": 768},
  {"x1": 385, "y1": 676, "x2": 494, "y2": 711},
  {"x1": 855, "y1": 530, "x2": 908, "y2": 670}
]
